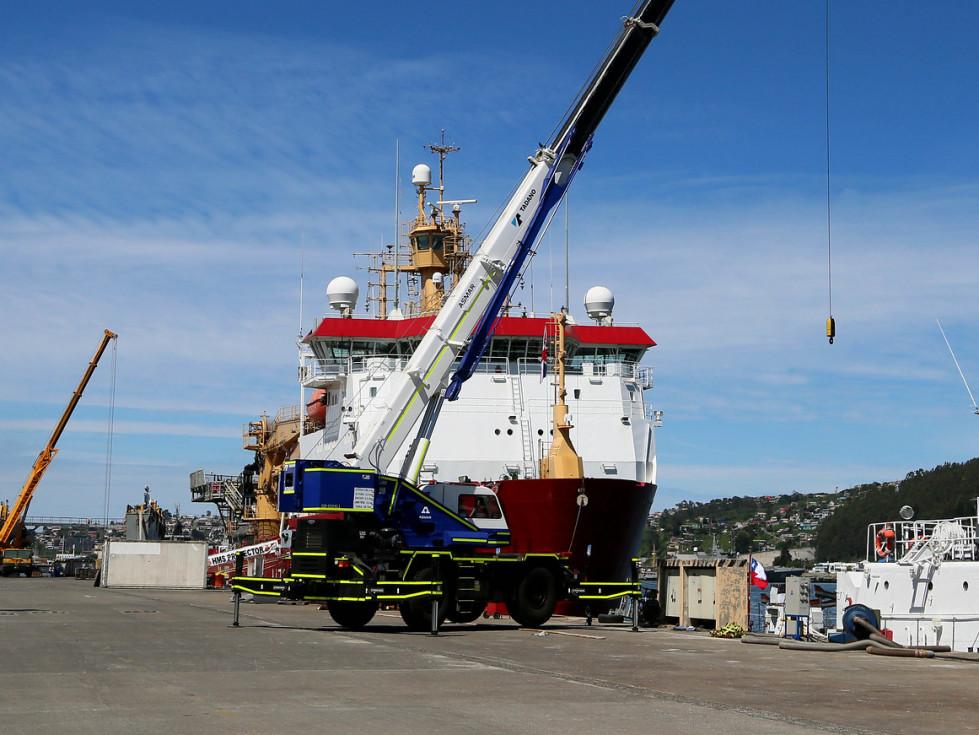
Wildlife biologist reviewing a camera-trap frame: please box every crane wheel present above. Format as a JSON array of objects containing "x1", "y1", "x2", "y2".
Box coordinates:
[
  {"x1": 399, "y1": 567, "x2": 447, "y2": 632},
  {"x1": 509, "y1": 566, "x2": 558, "y2": 628},
  {"x1": 328, "y1": 599, "x2": 378, "y2": 629}
]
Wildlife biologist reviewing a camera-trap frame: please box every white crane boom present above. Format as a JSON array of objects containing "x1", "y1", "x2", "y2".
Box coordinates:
[{"x1": 348, "y1": 0, "x2": 677, "y2": 476}]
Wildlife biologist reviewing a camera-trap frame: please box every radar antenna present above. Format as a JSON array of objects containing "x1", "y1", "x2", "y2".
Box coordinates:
[
  {"x1": 937, "y1": 319, "x2": 979, "y2": 415},
  {"x1": 426, "y1": 129, "x2": 460, "y2": 207}
]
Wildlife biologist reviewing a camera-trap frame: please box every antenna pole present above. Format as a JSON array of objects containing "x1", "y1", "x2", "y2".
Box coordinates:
[
  {"x1": 564, "y1": 193, "x2": 570, "y2": 312},
  {"x1": 395, "y1": 140, "x2": 400, "y2": 311},
  {"x1": 937, "y1": 319, "x2": 979, "y2": 414}
]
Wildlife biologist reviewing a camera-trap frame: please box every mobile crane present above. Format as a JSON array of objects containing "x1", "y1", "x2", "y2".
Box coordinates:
[
  {"x1": 233, "y1": 0, "x2": 676, "y2": 630},
  {"x1": 0, "y1": 329, "x2": 118, "y2": 576}
]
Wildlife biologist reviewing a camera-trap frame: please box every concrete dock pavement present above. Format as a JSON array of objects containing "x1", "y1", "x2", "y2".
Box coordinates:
[{"x1": 1, "y1": 578, "x2": 975, "y2": 735}]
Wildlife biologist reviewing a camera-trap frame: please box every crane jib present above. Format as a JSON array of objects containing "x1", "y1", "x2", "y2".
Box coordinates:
[
  {"x1": 445, "y1": 133, "x2": 589, "y2": 401},
  {"x1": 347, "y1": 1, "x2": 676, "y2": 473}
]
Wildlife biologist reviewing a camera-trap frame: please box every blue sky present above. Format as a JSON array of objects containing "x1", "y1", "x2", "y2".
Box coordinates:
[{"x1": 2, "y1": 1, "x2": 978, "y2": 519}]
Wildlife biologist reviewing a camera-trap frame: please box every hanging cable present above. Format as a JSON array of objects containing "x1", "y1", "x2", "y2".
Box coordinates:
[
  {"x1": 824, "y1": 0, "x2": 836, "y2": 344},
  {"x1": 102, "y1": 337, "x2": 118, "y2": 525}
]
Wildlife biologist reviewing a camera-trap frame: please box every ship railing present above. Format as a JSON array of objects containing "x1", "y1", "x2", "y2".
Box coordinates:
[
  {"x1": 513, "y1": 357, "x2": 645, "y2": 379},
  {"x1": 866, "y1": 516, "x2": 978, "y2": 565},
  {"x1": 638, "y1": 366, "x2": 654, "y2": 390},
  {"x1": 300, "y1": 356, "x2": 412, "y2": 386},
  {"x1": 275, "y1": 404, "x2": 300, "y2": 423},
  {"x1": 300, "y1": 353, "x2": 650, "y2": 384}
]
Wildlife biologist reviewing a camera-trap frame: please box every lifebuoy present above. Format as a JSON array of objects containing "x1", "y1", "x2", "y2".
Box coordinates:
[{"x1": 875, "y1": 527, "x2": 895, "y2": 559}]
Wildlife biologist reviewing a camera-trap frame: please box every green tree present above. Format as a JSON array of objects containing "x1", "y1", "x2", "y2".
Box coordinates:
[{"x1": 774, "y1": 540, "x2": 793, "y2": 567}]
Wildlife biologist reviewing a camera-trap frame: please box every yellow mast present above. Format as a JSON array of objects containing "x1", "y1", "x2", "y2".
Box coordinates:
[{"x1": 540, "y1": 313, "x2": 584, "y2": 480}]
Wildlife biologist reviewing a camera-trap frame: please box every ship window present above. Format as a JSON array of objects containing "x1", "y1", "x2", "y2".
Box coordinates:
[
  {"x1": 457, "y1": 494, "x2": 502, "y2": 519},
  {"x1": 416, "y1": 234, "x2": 430, "y2": 250},
  {"x1": 488, "y1": 339, "x2": 509, "y2": 359},
  {"x1": 431, "y1": 234, "x2": 444, "y2": 251},
  {"x1": 573, "y1": 389, "x2": 581, "y2": 399},
  {"x1": 369, "y1": 387, "x2": 377, "y2": 398}
]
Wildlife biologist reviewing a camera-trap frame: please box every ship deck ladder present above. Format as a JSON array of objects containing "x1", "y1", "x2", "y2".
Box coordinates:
[{"x1": 509, "y1": 376, "x2": 536, "y2": 479}]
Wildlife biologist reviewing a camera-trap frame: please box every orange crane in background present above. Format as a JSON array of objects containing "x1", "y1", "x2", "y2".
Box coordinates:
[{"x1": 0, "y1": 329, "x2": 117, "y2": 576}]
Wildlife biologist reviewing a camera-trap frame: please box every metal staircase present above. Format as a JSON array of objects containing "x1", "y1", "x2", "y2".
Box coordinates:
[{"x1": 190, "y1": 469, "x2": 246, "y2": 534}]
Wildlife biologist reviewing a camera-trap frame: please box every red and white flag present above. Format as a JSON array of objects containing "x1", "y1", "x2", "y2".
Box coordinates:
[
  {"x1": 749, "y1": 558, "x2": 768, "y2": 590},
  {"x1": 540, "y1": 327, "x2": 548, "y2": 382}
]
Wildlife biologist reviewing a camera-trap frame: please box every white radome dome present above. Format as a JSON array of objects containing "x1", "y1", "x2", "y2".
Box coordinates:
[
  {"x1": 327, "y1": 276, "x2": 359, "y2": 312},
  {"x1": 412, "y1": 164, "x2": 432, "y2": 187},
  {"x1": 584, "y1": 285, "x2": 615, "y2": 321}
]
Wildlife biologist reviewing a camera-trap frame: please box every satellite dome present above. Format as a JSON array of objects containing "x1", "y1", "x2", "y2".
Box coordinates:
[
  {"x1": 584, "y1": 286, "x2": 615, "y2": 322},
  {"x1": 327, "y1": 276, "x2": 359, "y2": 313},
  {"x1": 412, "y1": 164, "x2": 432, "y2": 187}
]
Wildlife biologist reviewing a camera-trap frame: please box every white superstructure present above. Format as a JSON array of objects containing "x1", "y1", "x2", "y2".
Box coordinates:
[
  {"x1": 836, "y1": 502, "x2": 979, "y2": 652},
  {"x1": 298, "y1": 310, "x2": 659, "y2": 486}
]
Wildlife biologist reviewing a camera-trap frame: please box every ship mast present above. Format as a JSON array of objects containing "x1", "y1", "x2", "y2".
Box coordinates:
[
  {"x1": 362, "y1": 132, "x2": 473, "y2": 318},
  {"x1": 540, "y1": 312, "x2": 584, "y2": 480}
]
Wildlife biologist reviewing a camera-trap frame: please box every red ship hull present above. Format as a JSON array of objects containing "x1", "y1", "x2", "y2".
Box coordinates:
[{"x1": 495, "y1": 477, "x2": 655, "y2": 615}]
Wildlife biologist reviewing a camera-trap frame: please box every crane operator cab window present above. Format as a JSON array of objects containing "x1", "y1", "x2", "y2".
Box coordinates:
[{"x1": 457, "y1": 493, "x2": 502, "y2": 520}]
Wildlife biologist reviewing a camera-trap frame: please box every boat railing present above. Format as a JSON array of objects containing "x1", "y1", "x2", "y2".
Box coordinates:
[
  {"x1": 514, "y1": 357, "x2": 645, "y2": 379},
  {"x1": 638, "y1": 366, "x2": 654, "y2": 390},
  {"x1": 301, "y1": 356, "x2": 412, "y2": 386},
  {"x1": 866, "y1": 516, "x2": 978, "y2": 564},
  {"x1": 301, "y1": 354, "x2": 648, "y2": 383}
]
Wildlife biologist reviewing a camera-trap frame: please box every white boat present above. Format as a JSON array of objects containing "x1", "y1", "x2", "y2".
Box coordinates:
[{"x1": 836, "y1": 501, "x2": 979, "y2": 652}]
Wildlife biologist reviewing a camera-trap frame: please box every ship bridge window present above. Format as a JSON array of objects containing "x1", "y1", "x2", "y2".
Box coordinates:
[
  {"x1": 415, "y1": 234, "x2": 444, "y2": 251},
  {"x1": 575, "y1": 346, "x2": 626, "y2": 364}
]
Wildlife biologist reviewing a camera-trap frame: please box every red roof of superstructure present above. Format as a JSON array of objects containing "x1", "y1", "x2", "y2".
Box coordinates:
[{"x1": 306, "y1": 315, "x2": 655, "y2": 347}]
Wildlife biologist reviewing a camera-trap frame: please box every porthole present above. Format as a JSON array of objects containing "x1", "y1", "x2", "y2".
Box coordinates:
[
  {"x1": 883, "y1": 581, "x2": 889, "y2": 590},
  {"x1": 494, "y1": 429, "x2": 500, "y2": 435},
  {"x1": 506, "y1": 429, "x2": 513, "y2": 436},
  {"x1": 964, "y1": 581, "x2": 970, "y2": 592},
  {"x1": 537, "y1": 429, "x2": 544, "y2": 436},
  {"x1": 928, "y1": 581, "x2": 934, "y2": 591}
]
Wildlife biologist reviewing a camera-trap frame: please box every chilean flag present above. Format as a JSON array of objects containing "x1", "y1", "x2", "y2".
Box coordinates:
[
  {"x1": 749, "y1": 558, "x2": 768, "y2": 590},
  {"x1": 540, "y1": 327, "x2": 548, "y2": 382}
]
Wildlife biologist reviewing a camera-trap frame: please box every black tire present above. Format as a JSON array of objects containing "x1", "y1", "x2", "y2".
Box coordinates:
[
  {"x1": 509, "y1": 566, "x2": 558, "y2": 628},
  {"x1": 446, "y1": 605, "x2": 485, "y2": 624},
  {"x1": 399, "y1": 567, "x2": 447, "y2": 632},
  {"x1": 638, "y1": 598, "x2": 660, "y2": 628},
  {"x1": 328, "y1": 599, "x2": 378, "y2": 629}
]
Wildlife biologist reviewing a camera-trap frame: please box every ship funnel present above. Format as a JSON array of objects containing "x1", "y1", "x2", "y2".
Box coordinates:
[
  {"x1": 412, "y1": 164, "x2": 432, "y2": 187},
  {"x1": 327, "y1": 276, "x2": 359, "y2": 317},
  {"x1": 584, "y1": 285, "x2": 614, "y2": 324}
]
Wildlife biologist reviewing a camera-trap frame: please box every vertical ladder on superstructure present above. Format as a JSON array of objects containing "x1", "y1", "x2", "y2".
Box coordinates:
[{"x1": 508, "y1": 376, "x2": 537, "y2": 479}]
